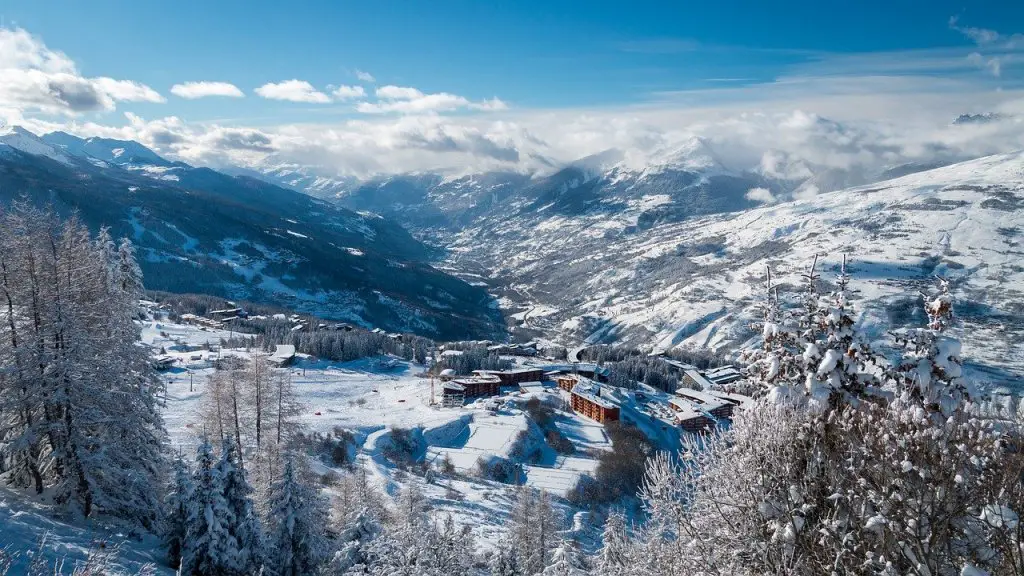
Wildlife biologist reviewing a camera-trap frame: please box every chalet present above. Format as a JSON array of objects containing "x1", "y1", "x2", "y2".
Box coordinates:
[
  {"x1": 675, "y1": 388, "x2": 733, "y2": 419},
  {"x1": 152, "y1": 355, "x2": 176, "y2": 371},
  {"x1": 705, "y1": 366, "x2": 745, "y2": 386},
  {"x1": 451, "y1": 375, "x2": 502, "y2": 399},
  {"x1": 438, "y1": 368, "x2": 457, "y2": 381},
  {"x1": 668, "y1": 397, "x2": 715, "y2": 432},
  {"x1": 268, "y1": 344, "x2": 296, "y2": 367},
  {"x1": 570, "y1": 379, "x2": 619, "y2": 423},
  {"x1": 441, "y1": 382, "x2": 466, "y2": 407},
  {"x1": 682, "y1": 369, "x2": 715, "y2": 391},
  {"x1": 474, "y1": 368, "x2": 546, "y2": 386}
]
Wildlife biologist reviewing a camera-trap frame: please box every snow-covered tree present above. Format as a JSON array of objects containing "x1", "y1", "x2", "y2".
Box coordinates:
[
  {"x1": 893, "y1": 278, "x2": 974, "y2": 414},
  {"x1": 181, "y1": 438, "x2": 238, "y2": 576},
  {"x1": 594, "y1": 510, "x2": 631, "y2": 576},
  {"x1": 163, "y1": 457, "x2": 193, "y2": 570},
  {"x1": 0, "y1": 202, "x2": 167, "y2": 528},
  {"x1": 330, "y1": 506, "x2": 382, "y2": 574},
  {"x1": 510, "y1": 486, "x2": 561, "y2": 575},
  {"x1": 543, "y1": 539, "x2": 586, "y2": 576},
  {"x1": 217, "y1": 438, "x2": 264, "y2": 574},
  {"x1": 489, "y1": 542, "x2": 521, "y2": 576},
  {"x1": 266, "y1": 459, "x2": 330, "y2": 576}
]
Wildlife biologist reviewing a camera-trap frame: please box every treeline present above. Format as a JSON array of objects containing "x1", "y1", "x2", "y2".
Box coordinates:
[
  {"x1": 0, "y1": 202, "x2": 165, "y2": 526},
  {"x1": 219, "y1": 317, "x2": 434, "y2": 364}
]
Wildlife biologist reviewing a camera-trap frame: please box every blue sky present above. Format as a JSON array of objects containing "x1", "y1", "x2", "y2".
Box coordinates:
[
  {"x1": 1, "y1": 0, "x2": 1023, "y2": 177},
  {"x1": 3, "y1": 0, "x2": 1022, "y2": 122}
]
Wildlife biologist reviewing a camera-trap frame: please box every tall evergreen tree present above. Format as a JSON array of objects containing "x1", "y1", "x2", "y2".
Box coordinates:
[
  {"x1": 181, "y1": 438, "x2": 237, "y2": 576},
  {"x1": 267, "y1": 460, "x2": 330, "y2": 576},
  {"x1": 217, "y1": 438, "x2": 264, "y2": 575},
  {"x1": 163, "y1": 457, "x2": 193, "y2": 570}
]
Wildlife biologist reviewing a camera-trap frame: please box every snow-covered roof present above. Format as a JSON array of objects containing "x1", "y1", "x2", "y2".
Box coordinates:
[
  {"x1": 668, "y1": 397, "x2": 706, "y2": 421},
  {"x1": 271, "y1": 345, "x2": 296, "y2": 362},
  {"x1": 443, "y1": 382, "x2": 466, "y2": 392},
  {"x1": 675, "y1": 387, "x2": 728, "y2": 411},
  {"x1": 571, "y1": 379, "x2": 617, "y2": 410},
  {"x1": 683, "y1": 369, "x2": 716, "y2": 389},
  {"x1": 705, "y1": 389, "x2": 754, "y2": 410}
]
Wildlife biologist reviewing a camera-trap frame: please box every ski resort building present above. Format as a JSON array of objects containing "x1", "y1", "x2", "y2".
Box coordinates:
[
  {"x1": 668, "y1": 397, "x2": 714, "y2": 432},
  {"x1": 451, "y1": 375, "x2": 502, "y2": 399},
  {"x1": 706, "y1": 390, "x2": 754, "y2": 412},
  {"x1": 441, "y1": 382, "x2": 466, "y2": 407},
  {"x1": 474, "y1": 368, "x2": 546, "y2": 386},
  {"x1": 705, "y1": 366, "x2": 745, "y2": 386},
  {"x1": 268, "y1": 344, "x2": 296, "y2": 367},
  {"x1": 682, "y1": 369, "x2": 715, "y2": 391},
  {"x1": 675, "y1": 388, "x2": 733, "y2": 418},
  {"x1": 555, "y1": 374, "x2": 579, "y2": 392},
  {"x1": 570, "y1": 380, "x2": 619, "y2": 423}
]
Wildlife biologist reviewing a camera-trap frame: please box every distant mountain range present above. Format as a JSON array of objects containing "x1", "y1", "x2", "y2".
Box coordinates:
[
  {"x1": 261, "y1": 137, "x2": 1021, "y2": 387},
  {"x1": 0, "y1": 126, "x2": 503, "y2": 340}
]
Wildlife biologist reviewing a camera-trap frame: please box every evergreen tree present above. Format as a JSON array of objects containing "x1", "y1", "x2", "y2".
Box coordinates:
[
  {"x1": 181, "y1": 438, "x2": 238, "y2": 576},
  {"x1": 217, "y1": 438, "x2": 264, "y2": 575},
  {"x1": 163, "y1": 457, "x2": 192, "y2": 570},
  {"x1": 267, "y1": 460, "x2": 330, "y2": 576},
  {"x1": 543, "y1": 539, "x2": 585, "y2": 575},
  {"x1": 594, "y1": 511, "x2": 631, "y2": 576}
]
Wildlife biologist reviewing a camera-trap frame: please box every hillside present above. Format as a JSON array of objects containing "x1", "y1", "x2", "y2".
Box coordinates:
[
  {"x1": 0, "y1": 127, "x2": 503, "y2": 340},
  {"x1": 435, "y1": 152, "x2": 1024, "y2": 387}
]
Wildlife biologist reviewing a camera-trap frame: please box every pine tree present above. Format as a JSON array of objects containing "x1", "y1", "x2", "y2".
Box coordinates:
[
  {"x1": 217, "y1": 438, "x2": 264, "y2": 575},
  {"x1": 332, "y1": 507, "x2": 382, "y2": 574},
  {"x1": 594, "y1": 510, "x2": 631, "y2": 576},
  {"x1": 163, "y1": 457, "x2": 193, "y2": 570},
  {"x1": 894, "y1": 278, "x2": 973, "y2": 414},
  {"x1": 543, "y1": 539, "x2": 585, "y2": 575},
  {"x1": 267, "y1": 459, "x2": 330, "y2": 576},
  {"x1": 181, "y1": 438, "x2": 238, "y2": 576}
]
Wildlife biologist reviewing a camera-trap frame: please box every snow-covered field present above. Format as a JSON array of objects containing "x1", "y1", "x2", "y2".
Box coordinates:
[{"x1": 149, "y1": 316, "x2": 610, "y2": 552}]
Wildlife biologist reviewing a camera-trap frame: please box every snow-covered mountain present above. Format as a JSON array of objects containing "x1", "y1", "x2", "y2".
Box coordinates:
[
  {"x1": 431, "y1": 152, "x2": 1024, "y2": 387},
  {"x1": 0, "y1": 127, "x2": 503, "y2": 340}
]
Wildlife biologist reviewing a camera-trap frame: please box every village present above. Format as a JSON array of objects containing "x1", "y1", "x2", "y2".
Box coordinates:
[
  {"x1": 435, "y1": 350, "x2": 753, "y2": 442},
  {"x1": 152, "y1": 303, "x2": 755, "y2": 454}
]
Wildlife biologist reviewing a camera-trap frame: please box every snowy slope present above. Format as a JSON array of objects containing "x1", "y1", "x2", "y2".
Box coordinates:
[{"x1": 446, "y1": 152, "x2": 1024, "y2": 388}]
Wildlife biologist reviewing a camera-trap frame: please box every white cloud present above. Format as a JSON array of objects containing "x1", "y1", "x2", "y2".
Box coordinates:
[
  {"x1": 170, "y1": 81, "x2": 244, "y2": 99},
  {"x1": 745, "y1": 187, "x2": 777, "y2": 204},
  {"x1": 355, "y1": 69, "x2": 375, "y2": 83},
  {"x1": 361, "y1": 85, "x2": 508, "y2": 114},
  {"x1": 950, "y1": 16, "x2": 1002, "y2": 46},
  {"x1": 376, "y1": 85, "x2": 424, "y2": 100},
  {"x1": 254, "y1": 79, "x2": 331, "y2": 103},
  {"x1": 93, "y1": 78, "x2": 165, "y2": 103},
  {"x1": 0, "y1": 27, "x2": 163, "y2": 115},
  {"x1": 331, "y1": 84, "x2": 366, "y2": 100}
]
